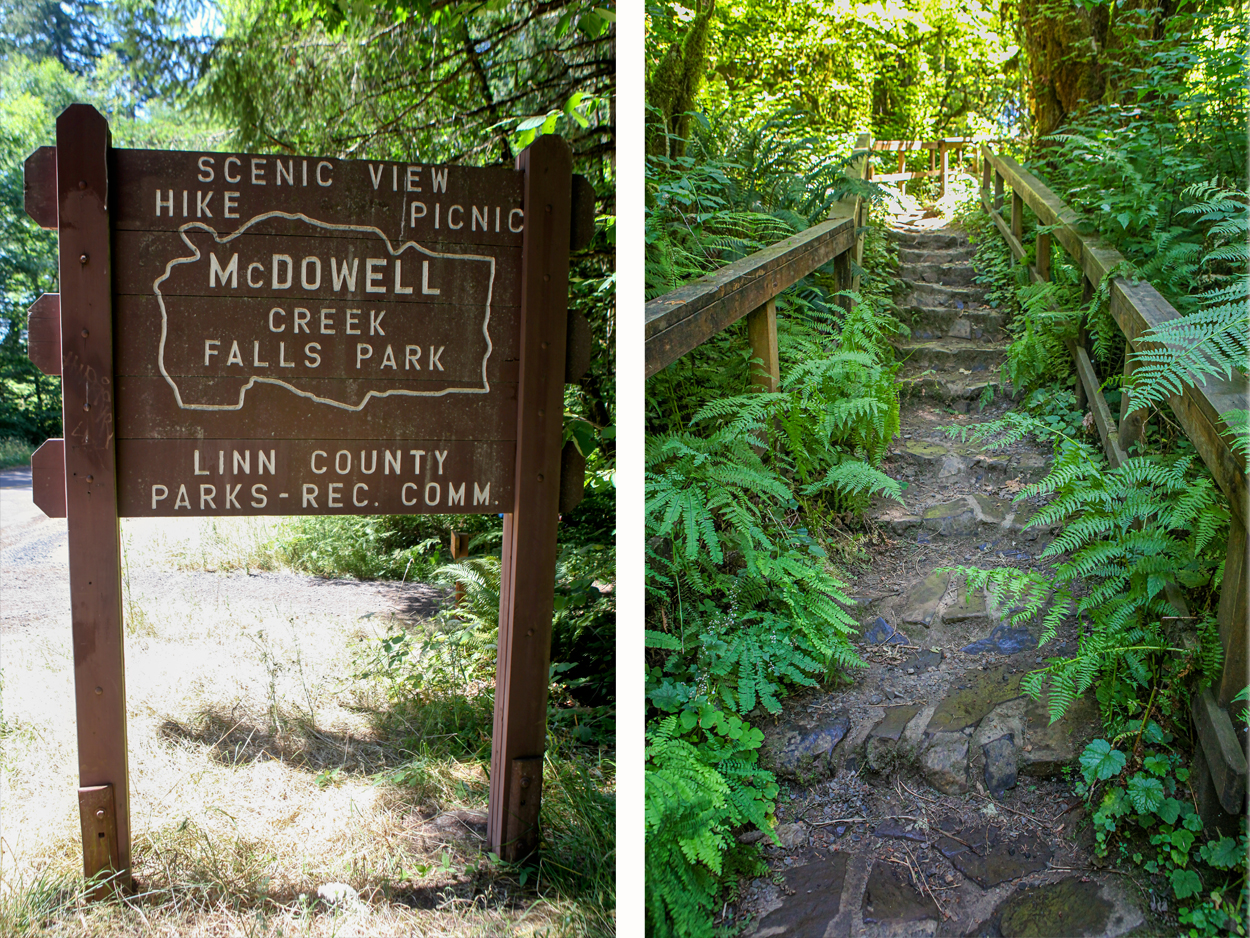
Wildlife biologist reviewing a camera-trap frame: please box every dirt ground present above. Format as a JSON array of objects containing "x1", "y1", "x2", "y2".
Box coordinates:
[{"x1": 0, "y1": 466, "x2": 603, "y2": 937}]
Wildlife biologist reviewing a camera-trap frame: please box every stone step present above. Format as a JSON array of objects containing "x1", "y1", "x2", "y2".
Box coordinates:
[
  {"x1": 892, "y1": 339, "x2": 1006, "y2": 374},
  {"x1": 897, "y1": 245, "x2": 973, "y2": 266},
  {"x1": 897, "y1": 306, "x2": 1004, "y2": 341},
  {"x1": 900, "y1": 281, "x2": 989, "y2": 308},
  {"x1": 897, "y1": 261, "x2": 978, "y2": 286},
  {"x1": 886, "y1": 228, "x2": 964, "y2": 250},
  {"x1": 897, "y1": 370, "x2": 1009, "y2": 406}
]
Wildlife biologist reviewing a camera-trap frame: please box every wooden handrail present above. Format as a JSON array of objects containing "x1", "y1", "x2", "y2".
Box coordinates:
[
  {"x1": 979, "y1": 145, "x2": 1248, "y2": 526},
  {"x1": 645, "y1": 134, "x2": 872, "y2": 379},
  {"x1": 979, "y1": 143, "x2": 1248, "y2": 820}
]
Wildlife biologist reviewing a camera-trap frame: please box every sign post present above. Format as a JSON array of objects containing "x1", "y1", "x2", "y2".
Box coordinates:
[{"x1": 24, "y1": 103, "x2": 594, "y2": 883}]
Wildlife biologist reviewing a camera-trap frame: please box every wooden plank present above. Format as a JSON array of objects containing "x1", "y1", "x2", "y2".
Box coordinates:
[
  {"x1": 109, "y1": 228, "x2": 518, "y2": 308},
  {"x1": 114, "y1": 439, "x2": 514, "y2": 516},
  {"x1": 109, "y1": 148, "x2": 525, "y2": 247},
  {"x1": 24, "y1": 145, "x2": 58, "y2": 229},
  {"x1": 747, "y1": 299, "x2": 779, "y2": 392},
  {"x1": 114, "y1": 375, "x2": 518, "y2": 441},
  {"x1": 645, "y1": 216, "x2": 853, "y2": 338},
  {"x1": 644, "y1": 217, "x2": 855, "y2": 377},
  {"x1": 1011, "y1": 191, "x2": 1024, "y2": 245},
  {"x1": 31, "y1": 437, "x2": 66, "y2": 518},
  {"x1": 1069, "y1": 340, "x2": 1127, "y2": 467},
  {"x1": 1193, "y1": 686, "x2": 1247, "y2": 814},
  {"x1": 111, "y1": 292, "x2": 520, "y2": 383},
  {"x1": 993, "y1": 169, "x2": 1003, "y2": 213},
  {"x1": 27, "y1": 293, "x2": 61, "y2": 376},
  {"x1": 57, "y1": 103, "x2": 132, "y2": 888},
  {"x1": 488, "y1": 135, "x2": 571, "y2": 861}
]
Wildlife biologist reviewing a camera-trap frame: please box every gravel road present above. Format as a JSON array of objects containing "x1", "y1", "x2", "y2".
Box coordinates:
[{"x1": 0, "y1": 465, "x2": 445, "y2": 637}]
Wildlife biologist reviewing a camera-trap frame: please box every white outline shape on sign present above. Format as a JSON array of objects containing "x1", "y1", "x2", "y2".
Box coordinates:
[{"x1": 154, "y1": 211, "x2": 497, "y2": 412}]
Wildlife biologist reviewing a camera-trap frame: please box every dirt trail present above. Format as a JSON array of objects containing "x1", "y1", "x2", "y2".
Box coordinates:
[
  {"x1": 0, "y1": 466, "x2": 444, "y2": 636},
  {"x1": 736, "y1": 216, "x2": 1156, "y2": 937}
]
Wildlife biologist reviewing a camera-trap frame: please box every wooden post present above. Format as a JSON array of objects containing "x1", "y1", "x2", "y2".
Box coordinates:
[
  {"x1": 993, "y1": 170, "x2": 1004, "y2": 214},
  {"x1": 1035, "y1": 230, "x2": 1052, "y2": 283},
  {"x1": 939, "y1": 141, "x2": 949, "y2": 199},
  {"x1": 57, "y1": 104, "x2": 131, "y2": 889},
  {"x1": 1075, "y1": 278, "x2": 1093, "y2": 411},
  {"x1": 746, "y1": 300, "x2": 779, "y2": 392},
  {"x1": 850, "y1": 134, "x2": 871, "y2": 293},
  {"x1": 1118, "y1": 345, "x2": 1147, "y2": 456},
  {"x1": 1011, "y1": 191, "x2": 1024, "y2": 245},
  {"x1": 1217, "y1": 517, "x2": 1248, "y2": 709},
  {"x1": 488, "y1": 134, "x2": 572, "y2": 861},
  {"x1": 981, "y1": 152, "x2": 992, "y2": 203},
  {"x1": 450, "y1": 530, "x2": 471, "y2": 607}
]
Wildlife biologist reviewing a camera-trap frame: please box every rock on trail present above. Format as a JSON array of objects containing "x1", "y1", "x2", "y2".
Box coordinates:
[{"x1": 738, "y1": 215, "x2": 1153, "y2": 937}]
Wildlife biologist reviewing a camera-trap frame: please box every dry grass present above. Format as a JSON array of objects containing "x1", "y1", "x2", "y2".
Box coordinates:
[{"x1": 1, "y1": 518, "x2": 614, "y2": 937}]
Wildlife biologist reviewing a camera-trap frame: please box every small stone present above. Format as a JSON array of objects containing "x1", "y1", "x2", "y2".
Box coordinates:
[
  {"x1": 906, "y1": 667, "x2": 915, "y2": 675},
  {"x1": 983, "y1": 735, "x2": 1018, "y2": 795},
  {"x1": 869, "y1": 694, "x2": 883, "y2": 705},
  {"x1": 920, "y1": 733, "x2": 969, "y2": 794}
]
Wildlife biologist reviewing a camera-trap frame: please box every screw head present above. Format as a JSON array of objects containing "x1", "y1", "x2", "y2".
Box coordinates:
[
  {"x1": 81, "y1": 328, "x2": 89, "y2": 337},
  {"x1": 86, "y1": 475, "x2": 93, "y2": 483},
  {"x1": 520, "y1": 776, "x2": 531, "y2": 789},
  {"x1": 95, "y1": 809, "x2": 104, "y2": 819},
  {"x1": 94, "y1": 686, "x2": 102, "y2": 695},
  {"x1": 79, "y1": 253, "x2": 88, "y2": 265},
  {"x1": 536, "y1": 473, "x2": 544, "y2": 482},
  {"x1": 82, "y1": 402, "x2": 90, "y2": 411},
  {"x1": 78, "y1": 180, "x2": 87, "y2": 190}
]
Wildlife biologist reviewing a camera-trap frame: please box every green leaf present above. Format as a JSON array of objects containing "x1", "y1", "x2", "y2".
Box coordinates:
[
  {"x1": 1142, "y1": 753, "x2": 1169, "y2": 776},
  {"x1": 1156, "y1": 797, "x2": 1181, "y2": 825},
  {"x1": 1080, "y1": 739, "x2": 1126, "y2": 784},
  {"x1": 1117, "y1": 212, "x2": 1132, "y2": 229},
  {"x1": 1171, "y1": 868, "x2": 1202, "y2": 900},
  {"x1": 1169, "y1": 828, "x2": 1194, "y2": 854},
  {"x1": 1200, "y1": 836, "x2": 1241, "y2": 870},
  {"x1": 645, "y1": 630, "x2": 681, "y2": 650},
  {"x1": 1127, "y1": 774, "x2": 1164, "y2": 814}
]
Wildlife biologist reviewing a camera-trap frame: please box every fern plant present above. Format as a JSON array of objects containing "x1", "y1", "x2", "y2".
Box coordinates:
[
  {"x1": 944, "y1": 428, "x2": 1228, "y2": 724},
  {"x1": 1127, "y1": 181, "x2": 1249, "y2": 458}
]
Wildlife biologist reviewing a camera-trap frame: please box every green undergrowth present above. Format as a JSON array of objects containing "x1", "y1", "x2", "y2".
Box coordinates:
[
  {"x1": 644, "y1": 113, "x2": 905, "y2": 936},
  {"x1": 0, "y1": 436, "x2": 34, "y2": 469}
]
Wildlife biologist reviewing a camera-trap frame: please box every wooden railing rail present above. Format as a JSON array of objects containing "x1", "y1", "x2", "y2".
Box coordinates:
[
  {"x1": 870, "y1": 137, "x2": 1024, "y2": 196},
  {"x1": 980, "y1": 143, "x2": 1248, "y2": 823},
  {"x1": 644, "y1": 134, "x2": 872, "y2": 380}
]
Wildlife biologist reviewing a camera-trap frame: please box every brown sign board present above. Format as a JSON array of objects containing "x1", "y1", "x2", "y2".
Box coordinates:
[
  {"x1": 27, "y1": 104, "x2": 591, "y2": 881},
  {"x1": 101, "y1": 149, "x2": 526, "y2": 516}
]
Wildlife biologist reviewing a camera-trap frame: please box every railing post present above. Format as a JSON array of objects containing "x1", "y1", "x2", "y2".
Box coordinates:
[
  {"x1": 939, "y1": 140, "x2": 949, "y2": 199},
  {"x1": 1074, "y1": 278, "x2": 1093, "y2": 410},
  {"x1": 1035, "y1": 230, "x2": 1052, "y2": 283},
  {"x1": 993, "y1": 170, "x2": 1004, "y2": 214},
  {"x1": 1011, "y1": 190, "x2": 1024, "y2": 246},
  {"x1": 1118, "y1": 346, "x2": 1147, "y2": 456},
  {"x1": 846, "y1": 133, "x2": 872, "y2": 295},
  {"x1": 981, "y1": 151, "x2": 992, "y2": 209},
  {"x1": 1217, "y1": 516, "x2": 1248, "y2": 709},
  {"x1": 747, "y1": 299, "x2": 780, "y2": 393}
]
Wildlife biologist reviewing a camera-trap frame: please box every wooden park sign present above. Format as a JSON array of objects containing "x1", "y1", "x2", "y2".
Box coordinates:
[{"x1": 24, "y1": 104, "x2": 596, "y2": 885}]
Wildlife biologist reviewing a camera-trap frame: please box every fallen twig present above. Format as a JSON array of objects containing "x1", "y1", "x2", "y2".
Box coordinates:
[{"x1": 810, "y1": 817, "x2": 868, "y2": 827}]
